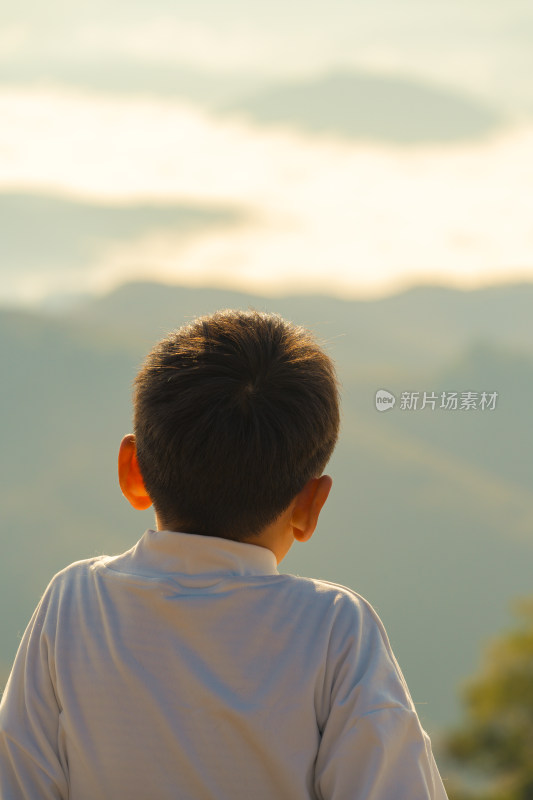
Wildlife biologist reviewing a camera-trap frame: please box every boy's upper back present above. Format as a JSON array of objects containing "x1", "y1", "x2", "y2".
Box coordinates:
[
  {"x1": 0, "y1": 310, "x2": 449, "y2": 798},
  {"x1": 0, "y1": 528, "x2": 448, "y2": 800}
]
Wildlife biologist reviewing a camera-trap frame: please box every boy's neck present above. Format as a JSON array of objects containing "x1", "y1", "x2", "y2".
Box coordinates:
[{"x1": 155, "y1": 512, "x2": 295, "y2": 566}]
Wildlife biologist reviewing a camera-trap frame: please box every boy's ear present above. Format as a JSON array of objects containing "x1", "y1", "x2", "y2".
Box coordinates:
[
  {"x1": 118, "y1": 434, "x2": 153, "y2": 510},
  {"x1": 290, "y1": 475, "x2": 332, "y2": 543}
]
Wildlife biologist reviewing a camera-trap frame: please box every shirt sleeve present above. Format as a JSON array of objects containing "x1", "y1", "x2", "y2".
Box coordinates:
[
  {"x1": 0, "y1": 580, "x2": 69, "y2": 800},
  {"x1": 314, "y1": 593, "x2": 449, "y2": 800}
]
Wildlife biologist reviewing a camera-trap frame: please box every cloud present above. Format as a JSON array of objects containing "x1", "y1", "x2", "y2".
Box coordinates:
[
  {"x1": 1, "y1": 87, "x2": 533, "y2": 302},
  {"x1": 2, "y1": 1, "x2": 533, "y2": 117},
  {"x1": 72, "y1": 18, "x2": 277, "y2": 72},
  {"x1": 0, "y1": 24, "x2": 29, "y2": 58}
]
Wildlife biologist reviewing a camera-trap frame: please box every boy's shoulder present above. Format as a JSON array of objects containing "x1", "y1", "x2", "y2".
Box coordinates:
[
  {"x1": 38, "y1": 552, "x2": 116, "y2": 609},
  {"x1": 281, "y1": 571, "x2": 379, "y2": 611},
  {"x1": 279, "y1": 572, "x2": 411, "y2": 702},
  {"x1": 279, "y1": 571, "x2": 392, "y2": 642},
  {"x1": 52, "y1": 552, "x2": 114, "y2": 583}
]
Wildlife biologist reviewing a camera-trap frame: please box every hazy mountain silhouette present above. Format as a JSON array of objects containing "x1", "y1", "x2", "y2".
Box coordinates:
[
  {"x1": 1, "y1": 281, "x2": 532, "y2": 740},
  {"x1": 70, "y1": 279, "x2": 533, "y2": 367},
  {"x1": 222, "y1": 70, "x2": 505, "y2": 143}
]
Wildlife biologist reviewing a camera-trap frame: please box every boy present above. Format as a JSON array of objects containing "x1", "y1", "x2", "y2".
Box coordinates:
[{"x1": 0, "y1": 308, "x2": 448, "y2": 799}]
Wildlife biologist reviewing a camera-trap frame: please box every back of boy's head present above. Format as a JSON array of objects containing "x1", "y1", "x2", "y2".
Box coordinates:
[{"x1": 133, "y1": 308, "x2": 340, "y2": 542}]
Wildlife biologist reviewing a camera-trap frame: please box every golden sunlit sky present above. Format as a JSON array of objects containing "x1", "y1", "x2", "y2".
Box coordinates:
[{"x1": 1, "y1": 0, "x2": 533, "y2": 303}]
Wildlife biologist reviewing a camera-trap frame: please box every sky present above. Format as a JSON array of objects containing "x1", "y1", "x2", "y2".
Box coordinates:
[{"x1": 1, "y1": 0, "x2": 533, "y2": 303}]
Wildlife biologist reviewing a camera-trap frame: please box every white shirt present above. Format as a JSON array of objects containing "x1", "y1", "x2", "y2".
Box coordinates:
[{"x1": 0, "y1": 529, "x2": 449, "y2": 799}]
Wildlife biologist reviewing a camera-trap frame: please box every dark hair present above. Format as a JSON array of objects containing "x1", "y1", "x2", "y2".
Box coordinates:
[{"x1": 133, "y1": 308, "x2": 340, "y2": 541}]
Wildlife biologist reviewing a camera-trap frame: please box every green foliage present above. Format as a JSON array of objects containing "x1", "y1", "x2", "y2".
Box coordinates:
[{"x1": 445, "y1": 599, "x2": 533, "y2": 800}]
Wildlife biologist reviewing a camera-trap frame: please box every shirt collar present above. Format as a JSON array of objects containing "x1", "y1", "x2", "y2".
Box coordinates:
[{"x1": 107, "y1": 528, "x2": 279, "y2": 579}]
